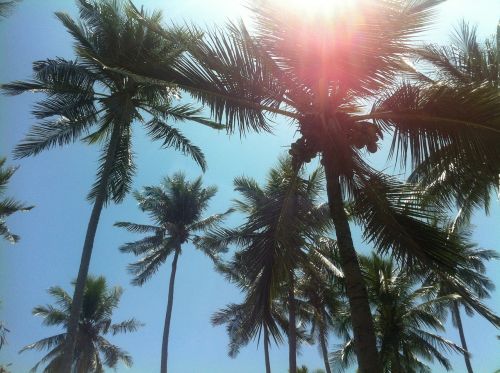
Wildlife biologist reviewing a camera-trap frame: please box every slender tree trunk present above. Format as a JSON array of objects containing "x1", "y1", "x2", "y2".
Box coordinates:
[
  {"x1": 453, "y1": 301, "x2": 474, "y2": 373},
  {"x1": 264, "y1": 326, "x2": 272, "y2": 373},
  {"x1": 161, "y1": 247, "x2": 181, "y2": 373},
  {"x1": 288, "y1": 274, "x2": 297, "y2": 373},
  {"x1": 319, "y1": 327, "x2": 332, "y2": 373},
  {"x1": 60, "y1": 123, "x2": 122, "y2": 373},
  {"x1": 323, "y1": 152, "x2": 381, "y2": 373}
]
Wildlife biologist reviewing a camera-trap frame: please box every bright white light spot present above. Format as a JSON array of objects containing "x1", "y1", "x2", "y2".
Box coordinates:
[{"x1": 272, "y1": 0, "x2": 359, "y2": 18}]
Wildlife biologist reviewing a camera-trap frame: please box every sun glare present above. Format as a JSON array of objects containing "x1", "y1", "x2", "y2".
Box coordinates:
[{"x1": 274, "y1": 0, "x2": 359, "y2": 18}]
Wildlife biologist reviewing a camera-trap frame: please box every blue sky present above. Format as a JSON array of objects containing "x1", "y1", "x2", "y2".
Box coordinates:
[{"x1": 0, "y1": 0, "x2": 499, "y2": 372}]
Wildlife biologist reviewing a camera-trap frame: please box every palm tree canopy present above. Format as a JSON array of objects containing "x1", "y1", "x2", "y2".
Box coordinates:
[
  {"x1": 0, "y1": 157, "x2": 33, "y2": 243},
  {"x1": 109, "y1": 1, "x2": 500, "y2": 324},
  {"x1": 331, "y1": 254, "x2": 464, "y2": 372},
  {"x1": 207, "y1": 156, "x2": 332, "y2": 356},
  {"x1": 20, "y1": 275, "x2": 141, "y2": 373},
  {"x1": 422, "y1": 225, "x2": 499, "y2": 317},
  {"x1": 1, "y1": 0, "x2": 222, "y2": 204},
  {"x1": 116, "y1": 172, "x2": 227, "y2": 286},
  {"x1": 409, "y1": 21, "x2": 500, "y2": 225}
]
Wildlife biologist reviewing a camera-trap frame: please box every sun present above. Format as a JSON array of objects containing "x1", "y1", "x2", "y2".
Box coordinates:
[{"x1": 272, "y1": 0, "x2": 359, "y2": 18}]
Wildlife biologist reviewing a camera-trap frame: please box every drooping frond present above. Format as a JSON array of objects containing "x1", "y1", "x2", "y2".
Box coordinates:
[
  {"x1": 144, "y1": 118, "x2": 206, "y2": 171},
  {"x1": 0, "y1": 158, "x2": 33, "y2": 243},
  {"x1": 113, "y1": 222, "x2": 159, "y2": 234},
  {"x1": 87, "y1": 123, "x2": 136, "y2": 204},
  {"x1": 127, "y1": 244, "x2": 175, "y2": 286},
  {"x1": 369, "y1": 81, "x2": 500, "y2": 170}
]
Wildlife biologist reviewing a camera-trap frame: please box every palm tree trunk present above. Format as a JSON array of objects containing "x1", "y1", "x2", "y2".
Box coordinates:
[
  {"x1": 323, "y1": 153, "x2": 381, "y2": 373},
  {"x1": 288, "y1": 274, "x2": 297, "y2": 373},
  {"x1": 453, "y1": 301, "x2": 474, "y2": 373},
  {"x1": 264, "y1": 326, "x2": 272, "y2": 373},
  {"x1": 391, "y1": 352, "x2": 402, "y2": 373},
  {"x1": 319, "y1": 327, "x2": 332, "y2": 373},
  {"x1": 161, "y1": 247, "x2": 181, "y2": 373},
  {"x1": 60, "y1": 123, "x2": 122, "y2": 373}
]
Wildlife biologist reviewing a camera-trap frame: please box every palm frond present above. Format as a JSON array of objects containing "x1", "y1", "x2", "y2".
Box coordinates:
[
  {"x1": 110, "y1": 318, "x2": 143, "y2": 335},
  {"x1": 113, "y1": 221, "x2": 159, "y2": 234},
  {"x1": 0, "y1": 198, "x2": 33, "y2": 217},
  {"x1": 88, "y1": 123, "x2": 135, "y2": 204},
  {"x1": 144, "y1": 118, "x2": 206, "y2": 171},
  {"x1": 14, "y1": 116, "x2": 97, "y2": 159},
  {"x1": 128, "y1": 246, "x2": 174, "y2": 286}
]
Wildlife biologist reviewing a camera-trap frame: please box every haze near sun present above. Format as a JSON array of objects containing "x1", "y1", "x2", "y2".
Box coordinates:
[{"x1": 272, "y1": 0, "x2": 359, "y2": 16}]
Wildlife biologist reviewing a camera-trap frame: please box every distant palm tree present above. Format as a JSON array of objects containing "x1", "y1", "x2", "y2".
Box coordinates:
[
  {"x1": 20, "y1": 275, "x2": 141, "y2": 372},
  {"x1": 0, "y1": 157, "x2": 33, "y2": 243},
  {"x1": 332, "y1": 254, "x2": 463, "y2": 372},
  {"x1": 423, "y1": 226, "x2": 499, "y2": 373},
  {"x1": 205, "y1": 156, "x2": 330, "y2": 373},
  {"x1": 296, "y1": 238, "x2": 343, "y2": 373},
  {"x1": 1, "y1": 1, "x2": 220, "y2": 368},
  {"x1": 116, "y1": 172, "x2": 227, "y2": 373}
]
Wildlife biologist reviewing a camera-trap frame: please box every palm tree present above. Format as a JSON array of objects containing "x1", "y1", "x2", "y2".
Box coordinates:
[
  {"x1": 204, "y1": 156, "x2": 330, "y2": 373},
  {"x1": 1, "y1": 1, "x2": 221, "y2": 368},
  {"x1": 115, "y1": 172, "x2": 227, "y2": 373},
  {"x1": 211, "y1": 294, "x2": 287, "y2": 373},
  {"x1": 296, "y1": 238, "x2": 343, "y2": 373},
  {"x1": 422, "y1": 227, "x2": 499, "y2": 373},
  {"x1": 0, "y1": 157, "x2": 33, "y2": 243},
  {"x1": 20, "y1": 275, "x2": 141, "y2": 372},
  {"x1": 111, "y1": 2, "x2": 500, "y2": 370},
  {"x1": 332, "y1": 254, "x2": 464, "y2": 372}
]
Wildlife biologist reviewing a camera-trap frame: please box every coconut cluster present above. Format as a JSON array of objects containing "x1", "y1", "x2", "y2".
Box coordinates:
[
  {"x1": 289, "y1": 115, "x2": 383, "y2": 169},
  {"x1": 346, "y1": 122, "x2": 383, "y2": 153}
]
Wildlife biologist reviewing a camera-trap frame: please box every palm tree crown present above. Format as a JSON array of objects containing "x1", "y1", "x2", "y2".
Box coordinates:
[
  {"x1": 21, "y1": 275, "x2": 141, "y2": 372},
  {"x1": 116, "y1": 172, "x2": 224, "y2": 284},
  {"x1": 332, "y1": 254, "x2": 463, "y2": 372},
  {"x1": 2, "y1": 0, "x2": 217, "y2": 202}
]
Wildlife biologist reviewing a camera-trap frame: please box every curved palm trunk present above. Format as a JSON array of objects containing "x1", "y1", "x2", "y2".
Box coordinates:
[
  {"x1": 161, "y1": 247, "x2": 181, "y2": 373},
  {"x1": 288, "y1": 274, "x2": 297, "y2": 373},
  {"x1": 453, "y1": 301, "x2": 474, "y2": 373},
  {"x1": 61, "y1": 124, "x2": 122, "y2": 373},
  {"x1": 319, "y1": 327, "x2": 332, "y2": 373},
  {"x1": 264, "y1": 326, "x2": 272, "y2": 373},
  {"x1": 323, "y1": 154, "x2": 381, "y2": 373}
]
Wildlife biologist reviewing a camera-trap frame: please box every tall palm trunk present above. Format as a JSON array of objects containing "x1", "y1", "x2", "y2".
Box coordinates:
[
  {"x1": 453, "y1": 301, "x2": 474, "y2": 373},
  {"x1": 323, "y1": 153, "x2": 381, "y2": 373},
  {"x1": 161, "y1": 247, "x2": 181, "y2": 373},
  {"x1": 288, "y1": 274, "x2": 297, "y2": 373},
  {"x1": 61, "y1": 123, "x2": 122, "y2": 373},
  {"x1": 391, "y1": 352, "x2": 402, "y2": 373},
  {"x1": 319, "y1": 327, "x2": 332, "y2": 373},
  {"x1": 264, "y1": 326, "x2": 272, "y2": 373}
]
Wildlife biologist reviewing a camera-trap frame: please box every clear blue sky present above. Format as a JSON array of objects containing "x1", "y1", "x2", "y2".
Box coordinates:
[{"x1": 0, "y1": 1, "x2": 499, "y2": 372}]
